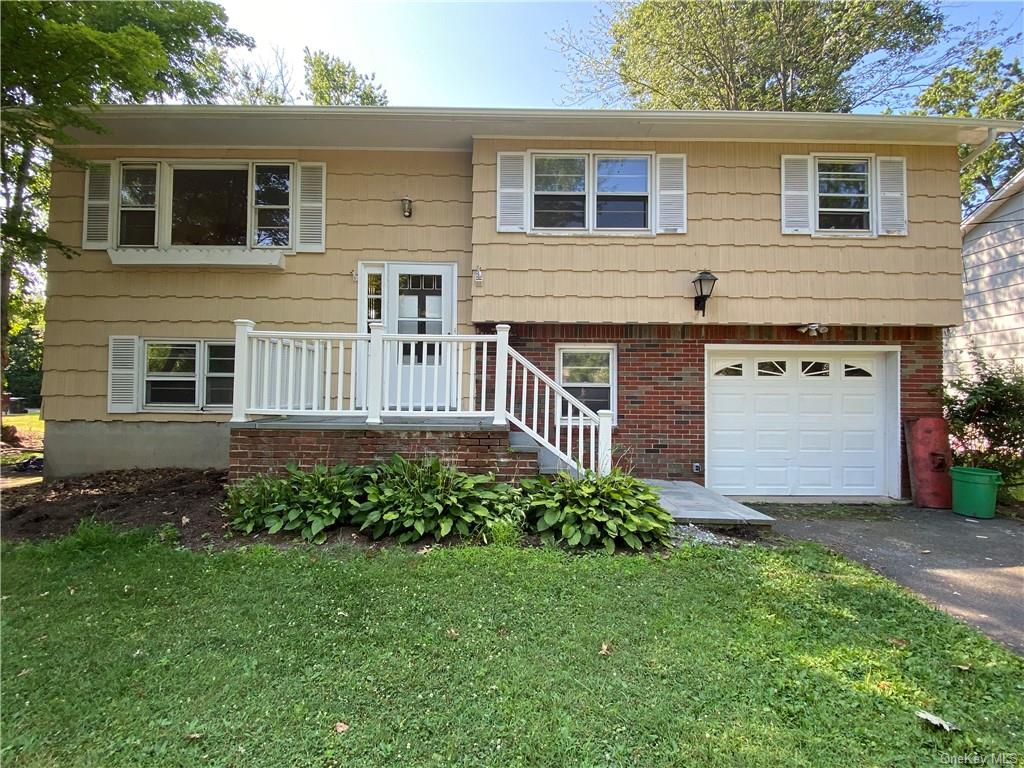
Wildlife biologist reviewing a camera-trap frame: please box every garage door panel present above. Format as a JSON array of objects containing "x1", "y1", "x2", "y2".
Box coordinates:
[{"x1": 707, "y1": 350, "x2": 889, "y2": 496}]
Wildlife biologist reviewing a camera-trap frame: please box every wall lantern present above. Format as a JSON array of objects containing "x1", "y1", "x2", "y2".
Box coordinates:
[
  {"x1": 400, "y1": 197, "x2": 413, "y2": 218},
  {"x1": 692, "y1": 270, "x2": 718, "y2": 316},
  {"x1": 473, "y1": 266, "x2": 484, "y2": 285}
]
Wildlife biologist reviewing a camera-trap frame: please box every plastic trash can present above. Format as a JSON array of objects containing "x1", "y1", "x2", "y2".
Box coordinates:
[{"x1": 949, "y1": 467, "x2": 1002, "y2": 519}]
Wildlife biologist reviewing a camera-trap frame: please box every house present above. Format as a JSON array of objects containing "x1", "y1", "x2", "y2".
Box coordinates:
[
  {"x1": 944, "y1": 168, "x2": 1024, "y2": 378},
  {"x1": 42, "y1": 107, "x2": 1019, "y2": 497}
]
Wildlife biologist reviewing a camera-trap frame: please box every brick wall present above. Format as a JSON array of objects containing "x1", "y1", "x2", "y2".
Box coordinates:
[
  {"x1": 229, "y1": 427, "x2": 537, "y2": 483},
  {"x1": 494, "y1": 324, "x2": 944, "y2": 493}
]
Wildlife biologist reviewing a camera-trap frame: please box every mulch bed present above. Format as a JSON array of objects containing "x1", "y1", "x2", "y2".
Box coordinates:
[{"x1": 1, "y1": 468, "x2": 229, "y2": 548}]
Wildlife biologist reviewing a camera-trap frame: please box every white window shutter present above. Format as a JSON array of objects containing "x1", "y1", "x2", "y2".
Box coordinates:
[
  {"x1": 656, "y1": 154, "x2": 687, "y2": 233},
  {"x1": 781, "y1": 155, "x2": 812, "y2": 234},
  {"x1": 877, "y1": 156, "x2": 908, "y2": 235},
  {"x1": 83, "y1": 163, "x2": 113, "y2": 249},
  {"x1": 296, "y1": 162, "x2": 326, "y2": 252},
  {"x1": 496, "y1": 152, "x2": 526, "y2": 232},
  {"x1": 108, "y1": 336, "x2": 139, "y2": 413}
]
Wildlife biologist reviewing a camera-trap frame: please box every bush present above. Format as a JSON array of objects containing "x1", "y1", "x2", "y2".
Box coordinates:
[
  {"x1": 352, "y1": 454, "x2": 505, "y2": 543},
  {"x1": 520, "y1": 470, "x2": 673, "y2": 553},
  {"x1": 225, "y1": 462, "x2": 365, "y2": 544},
  {"x1": 945, "y1": 351, "x2": 1024, "y2": 499}
]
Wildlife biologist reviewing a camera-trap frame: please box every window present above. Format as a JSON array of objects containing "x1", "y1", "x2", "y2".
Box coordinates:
[
  {"x1": 596, "y1": 156, "x2": 649, "y2": 229},
  {"x1": 556, "y1": 345, "x2": 616, "y2": 419},
  {"x1": 843, "y1": 362, "x2": 873, "y2": 378},
  {"x1": 816, "y1": 158, "x2": 871, "y2": 232},
  {"x1": 531, "y1": 153, "x2": 651, "y2": 232},
  {"x1": 143, "y1": 340, "x2": 234, "y2": 409},
  {"x1": 364, "y1": 268, "x2": 383, "y2": 331},
  {"x1": 118, "y1": 164, "x2": 158, "y2": 247},
  {"x1": 533, "y1": 155, "x2": 586, "y2": 230},
  {"x1": 757, "y1": 360, "x2": 787, "y2": 377},
  {"x1": 713, "y1": 361, "x2": 744, "y2": 377},
  {"x1": 801, "y1": 360, "x2": 830, "y2": 377},
  {"x1": 116, "y1": 162, "x2": 292, "y2": 250}
]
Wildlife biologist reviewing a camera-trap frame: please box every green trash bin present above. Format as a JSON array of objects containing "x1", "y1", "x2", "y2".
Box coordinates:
[{"x1": 949, "y1": 467, "x2": 1002, "y2": 519}]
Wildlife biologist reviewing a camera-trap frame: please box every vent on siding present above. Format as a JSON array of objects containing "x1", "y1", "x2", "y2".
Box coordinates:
[
  {"x1": 781, "y1": 155, "x2": 812, "y2": 234},
  {"x1": 83, "y1": 163, "x2": 113, "y2": 249},
  {"x1": 496, "y1": 152, "x2": 526, "y2": 232},
  {"x1": 656, "y1": 154, "x2": 687, "y2": 233},
  {"x1": 877, "y1": 157, "x2": 908, "y2": 236},
  {"x1": 296, "y1": 163, "x2": 326, "y2": 252},
  {"x1": 107, "y1": 336, "x2": 139, "y2": 413}
]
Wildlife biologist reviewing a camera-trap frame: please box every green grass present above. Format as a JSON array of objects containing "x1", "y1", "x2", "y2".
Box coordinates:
[
  {"x1": 2, "y1": 525, "x2": 1022, "y2": 767},
  {"x1": 1, "y1": 412, "x2": 43, "y2": 438}
]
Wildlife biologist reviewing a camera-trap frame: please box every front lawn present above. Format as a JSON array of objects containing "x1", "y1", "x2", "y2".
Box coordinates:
[{"x1": 2, "y1": 525, "x2": 1022, "y2": 767}]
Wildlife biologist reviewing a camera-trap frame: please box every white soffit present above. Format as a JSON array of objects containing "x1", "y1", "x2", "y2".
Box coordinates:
[{"x1": 64, "y1": 105, "x2": 1021, "y2": 150}]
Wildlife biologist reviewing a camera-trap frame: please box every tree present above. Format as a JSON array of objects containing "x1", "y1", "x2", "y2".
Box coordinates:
[
  {"x1": 223, "y1": 47, "x2": 294, "y2": 106},
  {"x1": 302, "y1": 48, "x2": 388, "y2": 106},
  {"x1": 0, "y1": 1, "x2": 252, "y2": 366},
  {"x1": 915, "y1": 47, "x2": 1024, "y2": 205},
  {"x1": 553, "y1": 0, "x2": 1004, "y2": 112}
]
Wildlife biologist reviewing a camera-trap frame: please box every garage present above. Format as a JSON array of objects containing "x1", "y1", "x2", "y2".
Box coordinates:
[{"x1": 705, "y1": 346, "x2": 899, "y2": 496}]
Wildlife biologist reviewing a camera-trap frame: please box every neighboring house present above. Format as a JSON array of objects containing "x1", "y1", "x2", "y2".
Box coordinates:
[
  {"x1": 43, "y1": 107, "x2": 1019, "y2": 498},
  {"x1": 944, "y1": 169, "x2": 1024, "y2": 378}
]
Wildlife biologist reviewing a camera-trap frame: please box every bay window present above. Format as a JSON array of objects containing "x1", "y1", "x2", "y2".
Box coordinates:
[{"x1": 116, "y1": 161, "x2": 292, "y2": 250}]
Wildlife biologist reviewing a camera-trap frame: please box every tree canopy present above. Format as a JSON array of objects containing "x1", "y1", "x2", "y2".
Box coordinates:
[
  {"x1": 915, "y1": 46, "x2": 1024, "y2": 205},
  {"x1": 553, "y1": 0, "x2": 1006, "y2": 113},
  {"x1": 0, "y1": 1, "x2": 252, "y2": 362}
]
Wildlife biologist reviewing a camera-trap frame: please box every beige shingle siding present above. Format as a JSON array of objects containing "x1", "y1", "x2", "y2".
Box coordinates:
[
  {"x1": 44, "y1": 148, "x2": 473, "y2": 422},
  {"x1": 945, "y1": 190, "x2": 1024, "y2": 376},
  {"x1": 471, "y1": 139, "x2": 963, "y2": 326}
]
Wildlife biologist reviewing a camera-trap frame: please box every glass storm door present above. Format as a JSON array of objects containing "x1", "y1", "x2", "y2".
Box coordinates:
[{"x1": 383, "y1": 264, "x2": 456, "y2": 411}]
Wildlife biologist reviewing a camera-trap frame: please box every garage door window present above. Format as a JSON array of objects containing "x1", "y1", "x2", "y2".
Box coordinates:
[
  {"x1": 713, "y1": 361, "x2": 744, "y2": 377},
  {"x1": 556, "y1": 345, "x2": 616, "y2": 420},
  {"x1": 756, "y1": 360, "x2": 787, "y2": 377},
  {"x1": 844, "y1": 362, "x2": 873, "y2": 378},
  {"x1": 801, "y1": 360, "x2": 831, "y2": 377}
]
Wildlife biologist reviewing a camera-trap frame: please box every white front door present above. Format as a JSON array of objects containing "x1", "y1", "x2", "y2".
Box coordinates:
[
  {"x1": 359, "y1": 262, "x2": 457, "y2": 411},
  {"x1": 706, "y1": 350, "x2": 893, "y2": 496}
]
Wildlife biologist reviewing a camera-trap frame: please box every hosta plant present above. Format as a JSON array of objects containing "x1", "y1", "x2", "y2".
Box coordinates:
[
  {"x1": 352, "y1": 454, "x2": 503, "y2": 543},
  {"x1": 520, "y1": 470, "x2": 673, "y2": 553},
  {"x1": 225, "y1": 462, "x2": 365, "y2": 544}
]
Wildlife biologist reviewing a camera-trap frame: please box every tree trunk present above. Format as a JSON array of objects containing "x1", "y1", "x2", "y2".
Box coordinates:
[{"x1": 2, "y1": 142, "x2": 36, "y2": 372}]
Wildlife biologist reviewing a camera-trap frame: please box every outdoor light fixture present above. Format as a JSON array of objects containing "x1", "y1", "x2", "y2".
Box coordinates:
[
  {"x1": 797, "y1": 323, "x2": 830, "y2": 337},
  {"x1": 400, "y1": 197, "x2": 413, "y2": 218},
  {"x1": 473, "y1": 266, "x2": 484, "y2": 285},
  {"x1": 692, "y1": 270, "x2": 718, "y2": 316}
]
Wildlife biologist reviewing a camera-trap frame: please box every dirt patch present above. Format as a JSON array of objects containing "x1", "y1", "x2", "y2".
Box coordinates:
[{"x1": 1, "y1": 468, "x2": 229, "y2": 548}]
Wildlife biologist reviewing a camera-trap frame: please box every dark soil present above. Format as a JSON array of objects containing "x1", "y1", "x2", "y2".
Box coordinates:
[{"x1": 1, "y1": 468, "x2": 229, "y2": 548}]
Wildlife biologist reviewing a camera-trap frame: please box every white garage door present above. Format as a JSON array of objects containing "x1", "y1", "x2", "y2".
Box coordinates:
[{"x1": 707, "y1": 350, "x2": 891, "y2": 496}]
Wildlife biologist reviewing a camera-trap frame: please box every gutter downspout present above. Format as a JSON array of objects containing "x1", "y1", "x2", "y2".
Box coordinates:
[{"x1": 960, "y1": 128, "x2": 1000, "y2": 170}]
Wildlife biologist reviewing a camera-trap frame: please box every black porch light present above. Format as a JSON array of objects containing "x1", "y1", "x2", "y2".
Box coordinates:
[{"x1": 692, "y1": 270, "x2": 718, "y2": 316}]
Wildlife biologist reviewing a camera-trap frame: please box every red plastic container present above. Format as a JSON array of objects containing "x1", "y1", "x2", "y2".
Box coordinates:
[{"x1": 903, "y1": 417, "x2": 953, "y2": 509}]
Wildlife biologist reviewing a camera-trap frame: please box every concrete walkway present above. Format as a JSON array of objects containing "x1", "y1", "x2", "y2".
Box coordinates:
[
  {"x1": 766, "y1": 505, "x2": 1024, "y2": 653},
  {"x1": 647, "y1": 480, "x2": 774, "y2": 526}
]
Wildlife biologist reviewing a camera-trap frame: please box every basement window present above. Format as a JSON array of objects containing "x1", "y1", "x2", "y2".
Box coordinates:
[
  {"x1": 556, "y1": 345, "x2": 617, "y2": 421},
  {"x1": 143, "y1": 340, "x2": 234, "y2": 410}
]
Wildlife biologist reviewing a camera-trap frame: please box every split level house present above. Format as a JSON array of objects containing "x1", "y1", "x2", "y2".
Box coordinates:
[{"x1": 43, "y1": 107, "x2": 1020, "y2": 498}]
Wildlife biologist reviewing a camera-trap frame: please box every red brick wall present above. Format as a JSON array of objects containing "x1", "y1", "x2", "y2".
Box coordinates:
[
  {"x1": 493, "y1": 324, "x2": 944, "y2": 493},
  {"x1": 229, "y1": 428, "x2": 537, "y2": 483}
]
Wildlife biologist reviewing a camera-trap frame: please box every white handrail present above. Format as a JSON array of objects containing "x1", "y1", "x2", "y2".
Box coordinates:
[{"x1": 231, "y1": 319, "x2": 613, "y2": 474}]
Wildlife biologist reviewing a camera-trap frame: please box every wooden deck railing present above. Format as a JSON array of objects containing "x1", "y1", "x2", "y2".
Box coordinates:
[{"x1": 231, "y1": 319, "x2": 612, "y2": 474}]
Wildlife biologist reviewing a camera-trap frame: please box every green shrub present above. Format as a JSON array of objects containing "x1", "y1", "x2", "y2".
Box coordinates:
[
  {"x1": 352, "y1": 454, "x2": 504, "y2": 543},
  {"x1": 480, "y1": 484, "x2": 528, "y2": 546},
  {"x1": 945, "y1": 349, "x2": 1024, "y2": 500},
  {"x1": 225, "y1": 462, "x2": 365, "y2": 544},
  {"x1": 520, "y1": 470, "x2": 673, "y2": 553}
]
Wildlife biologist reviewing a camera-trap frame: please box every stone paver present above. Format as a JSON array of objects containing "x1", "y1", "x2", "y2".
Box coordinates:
[{"x1": 647, "y1": 480, "x2": 774, "y2": 526}]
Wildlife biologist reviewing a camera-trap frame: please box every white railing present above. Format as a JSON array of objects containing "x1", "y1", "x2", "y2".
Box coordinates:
[{"x1": 232, "y1": 319, "x2": 612, "y2": 474}]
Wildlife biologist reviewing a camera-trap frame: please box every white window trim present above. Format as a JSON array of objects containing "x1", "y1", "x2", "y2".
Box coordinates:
[
  {"x1": 109, "y1": 158, "x2": 297, "y2": 267},
  {"x1": 140, "y1": 339, "x2": 234, "y2": 413},
  {"x1": 810, "y1": 152, "x2": 877, "y2": 239},
  {"x1": 554, "y1": 343, "x2": 618, "y2": 424},
  {"x1": 528, "y1": 150, "x2": 655, "y2": 236}
]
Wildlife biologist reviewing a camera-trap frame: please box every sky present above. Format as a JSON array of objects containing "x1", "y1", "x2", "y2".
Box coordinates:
[{"x1": 218, "y1": 0, "x2": 1023, "y2": 110}]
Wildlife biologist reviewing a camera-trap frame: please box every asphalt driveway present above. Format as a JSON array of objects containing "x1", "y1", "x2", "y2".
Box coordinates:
[{"x1": 757, "y1": 504, "x2": 1024, "y2": 654}]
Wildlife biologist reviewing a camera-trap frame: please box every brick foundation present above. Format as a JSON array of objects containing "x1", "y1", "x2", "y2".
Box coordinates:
[
  {"x1": 493, "y1": 324, "x2": 944, "y2": 495},
  {"x1": 229, "y1": 426, "x2": 537, "y2": 483}
]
